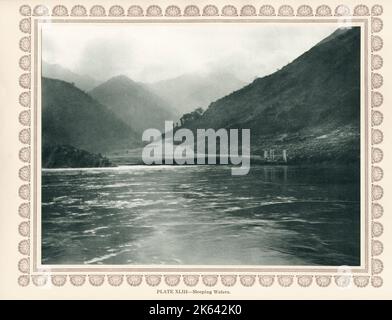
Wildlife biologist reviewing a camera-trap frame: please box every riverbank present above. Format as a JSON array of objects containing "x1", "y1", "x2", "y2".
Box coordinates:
[{"x1": 42, "y1": 144, "x2": 115, "y2": 168}]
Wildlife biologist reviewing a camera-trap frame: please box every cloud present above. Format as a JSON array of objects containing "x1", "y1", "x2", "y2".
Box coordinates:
[
  {"x1": 42, "y1": 23, "x2": 337, "y2": 83},
  {"x1": 76, "y1": 38, "x2": 135, "y2": 81}
]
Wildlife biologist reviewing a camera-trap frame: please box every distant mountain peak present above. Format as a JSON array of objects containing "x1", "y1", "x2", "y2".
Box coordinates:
[
  {"x1": 89, "y1": 74, "x2": 177, "y2": 134},
  {"x1": 42, "y1": 61, "x2": 100, "y2": 91},
  {"x1": 147, "y1": 71, "x2": 246, "y2": 114},
  {"x1": 106, "y1": 74, "x2": 135, "y2": 83}
]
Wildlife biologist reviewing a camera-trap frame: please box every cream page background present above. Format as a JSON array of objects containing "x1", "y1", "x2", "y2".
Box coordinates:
[{"x1": 0, "y1": 0, "x2": 391, "y2": 299}]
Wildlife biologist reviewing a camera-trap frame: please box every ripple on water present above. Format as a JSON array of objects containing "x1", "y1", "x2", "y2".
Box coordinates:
[{"x1": 42, "y1": 165, "x2": 360, "y2": 266}]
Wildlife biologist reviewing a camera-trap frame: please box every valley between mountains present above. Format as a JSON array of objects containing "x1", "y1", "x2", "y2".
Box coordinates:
[{"x1": 42, "y1": 27, "x2": 360, "y2": 168}]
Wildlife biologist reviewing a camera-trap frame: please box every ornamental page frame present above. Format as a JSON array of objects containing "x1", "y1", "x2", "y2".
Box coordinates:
[{"x1": 16, "y1": 1, "x2": 385, "y2": 291}]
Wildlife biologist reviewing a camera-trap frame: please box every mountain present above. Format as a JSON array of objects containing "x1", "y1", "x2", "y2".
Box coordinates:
[
  {"x1": 181, "y1": 28, "x2": 361, "y2": 164},
  {"x1": 42, "y1": 77, "x2": 140, "y2": 154},
  {"x1": 89, "y1": 75, "x2": 177, "y2": 136},
  {"x1": 42, "y1": 62, "x2": 100, "y2": 91},
  {"x1": 148, "y1": 72, "x2": 246, "y2": 114}
]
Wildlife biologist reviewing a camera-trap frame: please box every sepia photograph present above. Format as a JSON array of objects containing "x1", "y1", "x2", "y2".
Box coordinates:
[{"x1": 40, "y1": 22, "x2": 361, "y2": 266}]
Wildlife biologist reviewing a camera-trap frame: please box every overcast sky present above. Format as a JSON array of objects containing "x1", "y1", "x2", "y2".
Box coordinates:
[{"x1": 42, "y1": 23, "x2": 337, "y2": 83}]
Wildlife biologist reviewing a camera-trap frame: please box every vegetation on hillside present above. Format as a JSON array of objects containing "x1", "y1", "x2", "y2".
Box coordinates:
[
  {"x1": 180, "y1": 28, "x2": 361, "y2": 164},
  {"x1": 42, "y1": 144, "x2": 114, "y2": 168}
]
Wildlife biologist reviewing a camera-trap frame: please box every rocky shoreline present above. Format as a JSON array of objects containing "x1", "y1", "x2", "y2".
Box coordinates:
[{"x1": 42, "y1": 144, "x2": 115, "y2": 168}]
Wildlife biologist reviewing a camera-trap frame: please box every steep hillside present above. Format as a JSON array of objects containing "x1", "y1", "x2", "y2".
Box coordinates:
[
  {"x1": 42, "y1": 144, "x2": 114, "y2": 168},
  {"x1": 183, "y1": 28, "x2": 361, "y2": 164},
  {"x1": 89, "y1": 75, "x2": 177, "y2": 135},
  {"x1": 42, "y1": 77, "x2": 139, "y2": 154},
  {"x1": 42, "y1": 62, "x2": 100, "y2": 91}
]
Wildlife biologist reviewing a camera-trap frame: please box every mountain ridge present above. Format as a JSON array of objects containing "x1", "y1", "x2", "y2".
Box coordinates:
[
  {"x1": 42, "y1": 62, "x2": 101, "y2": 91},
  {"x1": 42, "y1": 77, "x2": 140, "y2": 154},
  {"x1": 89, "y1": 74, "x2": 177, "y2": 136},
  {"x1": 180, "y1": 27, "x2": 361, "y2": 164},
  {"x1": 147, "y1": 71, "x2": 246, "y2": 114}
]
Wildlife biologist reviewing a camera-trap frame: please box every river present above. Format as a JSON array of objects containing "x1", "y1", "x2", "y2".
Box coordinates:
[{"x1": 42, "y1": 165, "x2": 360, "y2": 265}]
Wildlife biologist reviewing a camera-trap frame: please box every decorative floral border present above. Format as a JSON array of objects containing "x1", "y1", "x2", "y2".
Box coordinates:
[{"x1": 17, "y1": 3, "x2": 384, "y2": 288}]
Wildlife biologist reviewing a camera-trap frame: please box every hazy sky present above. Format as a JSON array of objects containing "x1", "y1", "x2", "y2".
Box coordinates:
[{"x1": 42, "y1": 23, "x2": 337, "y2": 83}]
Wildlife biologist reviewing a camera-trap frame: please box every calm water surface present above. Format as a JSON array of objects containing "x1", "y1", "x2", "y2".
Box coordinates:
[{"x1": 42, "y1": 165, "x2": 360, "y2": 265}]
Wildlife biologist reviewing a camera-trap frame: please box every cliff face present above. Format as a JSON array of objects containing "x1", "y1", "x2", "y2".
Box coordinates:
[{"x1": 183, "y1": 28, "x2": 360, "y2": 164}]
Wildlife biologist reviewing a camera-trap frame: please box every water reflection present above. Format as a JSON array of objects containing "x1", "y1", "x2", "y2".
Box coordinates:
[{"x1": 42, "y1": 165, "x2": 360, "y2": 265}]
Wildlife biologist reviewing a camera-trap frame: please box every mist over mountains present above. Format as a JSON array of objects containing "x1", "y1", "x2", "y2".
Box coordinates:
[
  {"x1": 41, "y1": 27, "x2": 360, "y2": 167},
  {"x1": 180, "y1": 27, "x2": 360, "y2": 164},
  {"x1": 42, "y1": 62, "x2": 100, "y2": 91},
  {"x1": 42, "y1": 63, "x2": 245, "y2": 117},
  {"x1": 147, "y1": 72, "x2": 245, "y2": 114},
  {"x1": 89, "y1": 75, "x2": 177, "y2": 135}
]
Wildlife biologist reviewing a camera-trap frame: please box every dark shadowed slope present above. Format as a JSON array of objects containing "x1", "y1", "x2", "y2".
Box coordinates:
[
  {"x1": 42, "y1": 144, "x2": 114, "y2": 168},
  {"x1": 89, "y1": 75, "x2": 177, "y2": 135},
  {"x1": 184, "y1": 28, "x2": 360, "y2": 164},
  {"x1": 42, "y1": 77, "x2": 140, "y2": 155}
]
